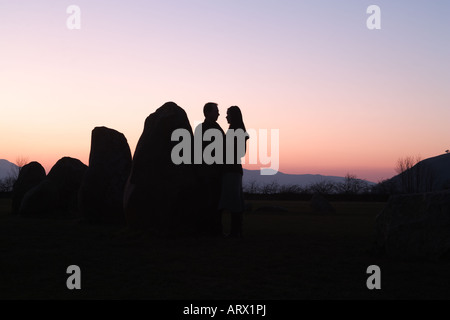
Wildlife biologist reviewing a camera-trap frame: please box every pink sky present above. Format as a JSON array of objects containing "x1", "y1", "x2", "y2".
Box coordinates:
[{"x1": 1, "y1": 1, "x2": 449, "y2": 183}]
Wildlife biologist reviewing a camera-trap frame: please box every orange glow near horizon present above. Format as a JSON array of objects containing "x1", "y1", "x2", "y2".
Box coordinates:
[{"x1": 1, "y1": 2, "x2": 449, "y2": 183}]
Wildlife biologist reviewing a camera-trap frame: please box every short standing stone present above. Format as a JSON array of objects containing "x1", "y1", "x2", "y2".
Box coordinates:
[
  {"x1": 310, "y1": 193, "x2": 335, "y2": 214},
  {"x1": 12, "y1": 161, "x2": 46, "y2": 215},
  {"x1": 255, "y1": 206, "x2": 288, "y2": 213},
  {"x1": 19, "y1": 157, "x2": 88, "y2": 217}
]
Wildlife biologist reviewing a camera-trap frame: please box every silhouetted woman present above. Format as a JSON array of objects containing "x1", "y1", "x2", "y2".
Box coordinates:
[{"x1": 219, "y1": 106, "x2": 249, "y2": 237}]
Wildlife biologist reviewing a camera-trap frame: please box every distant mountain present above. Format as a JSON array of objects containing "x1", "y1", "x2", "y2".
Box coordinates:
[
  {"x1": 0, "y1": 158, "x2": 380, "y2": 188},
  {"x1": 242, "y1": 169, "x2": 375, "y2": 188},
  {"x1": 0, "y1": 159, "x2": 19, "y2": 180},
  {"x1": 387, "y1": 153, "x2": 450, "y2": 192}
]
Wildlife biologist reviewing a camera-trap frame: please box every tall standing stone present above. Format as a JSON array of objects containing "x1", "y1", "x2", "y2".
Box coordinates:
[
  {"x1": 123, "y1": 102, "x2": 200, "y2": 235},
  {"x1": 78, "y1": 126, "x2": 132, "y2": 224}
]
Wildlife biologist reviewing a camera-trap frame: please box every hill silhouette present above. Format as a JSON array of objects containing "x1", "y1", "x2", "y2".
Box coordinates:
[
  {"x1": 0, "y1": 159, "x2": 18, "y2": 180},
  {"x1": 387, "y1": 153, "x2": 450, "y2": 193}
]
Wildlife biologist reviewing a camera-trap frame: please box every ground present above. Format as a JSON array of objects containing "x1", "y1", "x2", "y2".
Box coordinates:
[{"x1": 1, "y1": 198, "x2": 450, "y2": 300}]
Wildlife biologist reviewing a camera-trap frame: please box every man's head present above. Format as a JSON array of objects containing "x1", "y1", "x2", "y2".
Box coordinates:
[{"x1": 203, "y1": 102, "x2": 219, "y2": 122}]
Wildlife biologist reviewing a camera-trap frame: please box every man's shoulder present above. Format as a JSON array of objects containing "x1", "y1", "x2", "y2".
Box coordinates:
[{"x1": 203, "y1": 121, "x2": 225, "y2": 133}]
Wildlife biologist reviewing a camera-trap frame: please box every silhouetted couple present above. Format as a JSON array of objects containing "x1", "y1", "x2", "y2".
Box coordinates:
[{"x1": 196, "y1": 102, "x2": 249, "y2": 238}]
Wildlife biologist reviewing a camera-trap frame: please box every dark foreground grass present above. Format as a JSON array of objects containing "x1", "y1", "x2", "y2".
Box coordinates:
[{"x1": 1, "y1": 198, "x2": 450, "y2": 300}]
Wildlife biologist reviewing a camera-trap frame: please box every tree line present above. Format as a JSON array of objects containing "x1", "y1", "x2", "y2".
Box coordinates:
[
  {"x1": 2, "y1": 154, "x2": 445, "y2": 197},
  {"x1": 243, "y1": 173, "x2": 374, "y2": 195}
]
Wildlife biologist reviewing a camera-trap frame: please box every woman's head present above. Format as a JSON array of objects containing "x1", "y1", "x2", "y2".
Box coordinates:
[{"x1": 226, "y1": 106, "x2": 246, "y2": 131}]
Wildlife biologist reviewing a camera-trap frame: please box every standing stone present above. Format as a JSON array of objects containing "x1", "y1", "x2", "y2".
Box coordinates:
[
  {"x1": 19, "y1": 157, "x2": 88, "y2": 217},
  {"x1": 123, "y1": 102, "x2": 200, "y2": 235},
  {"x1": 310, "y1": 193, "x2": 335, "y2": 214},
  {"x1": 78, "y1": 127, "x2": 132, "y2": 224},
  {"x1": 12, "y1": 161, "x2": 46, "y2": 215},
  {"x1": 375, "y1": 191, "x2": 450, "y2": 260},
  {"x1": 255, "y1": 206, "x2": 288, "y2": 213}
]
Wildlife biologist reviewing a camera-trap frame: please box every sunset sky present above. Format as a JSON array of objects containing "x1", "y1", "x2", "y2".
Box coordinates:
[{"x1": 1, "y1": 1, "x2": 449, "y2": 182}]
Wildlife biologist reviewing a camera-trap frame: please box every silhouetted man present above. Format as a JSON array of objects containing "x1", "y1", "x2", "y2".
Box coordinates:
[{"x1": 194, "y1": 102, "x2": 225, "y2": 237}]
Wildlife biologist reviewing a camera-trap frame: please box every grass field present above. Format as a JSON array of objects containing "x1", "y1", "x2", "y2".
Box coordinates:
[{"x1": 1, "y1": 198, "x2": 450, "y2": 300}]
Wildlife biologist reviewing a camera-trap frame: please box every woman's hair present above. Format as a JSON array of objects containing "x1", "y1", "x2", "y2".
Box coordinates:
[{"x1": 227, "y1": 106, "x2": 247, "y2": 132}]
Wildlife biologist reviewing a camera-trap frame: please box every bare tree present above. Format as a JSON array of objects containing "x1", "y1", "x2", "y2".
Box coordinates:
[
  {"x1": 14, "y1": 156, "x2": 29, "y2": 177},
  {"x1": 307, "y1": 180, "x2": 337, "y2": 195},
  {"x1": 260, "y1": 181, "x2": 280, "y2": 195},
  {"x1": 395, "y1": 155, "x2": 436, "y2": 193},
  {"x1": 337, "y1": 173, "x2": 370, "y2": 195},
  {"x1": 0, "y1": 179, "x2": 7, "y2": 192},
  {"x1": 395, "y1": 155, "x2": 421, "y2": 193},
  {"x1": 243, "y1": 180, "x2": 261, "y2": 194},
  {"x1": 395, "y1": 155, "x2": 420, "y2": 175},
  {"x1": 0, "y1": 176, "x2": 16, "y2": 192},
  {"x1": 279, "y1": 184, "x2": 304, "y2": 194},
  {"x1": 1, "y1": 156, "x2": 30, "y2": 193}
]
